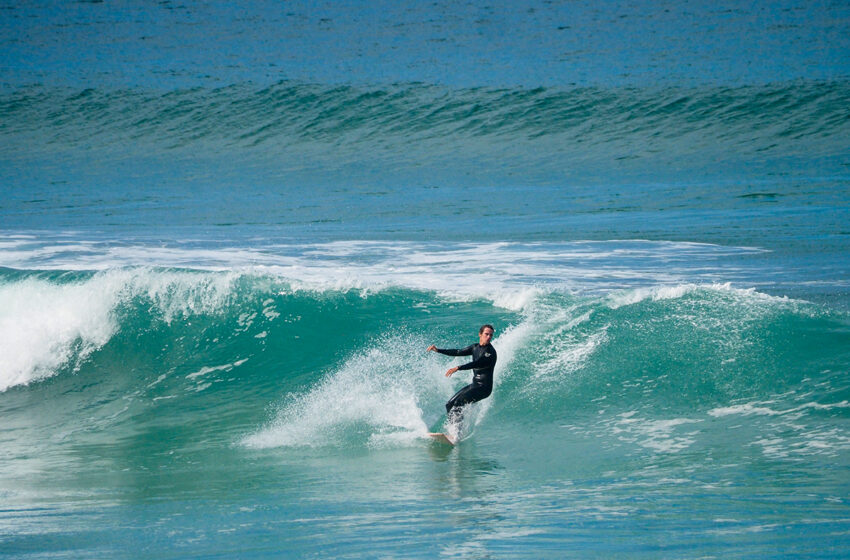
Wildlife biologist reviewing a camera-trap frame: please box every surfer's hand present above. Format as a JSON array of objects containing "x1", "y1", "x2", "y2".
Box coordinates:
[
  {"x1": 445, "y1": 366, "x2": 458, "y2": 377},
  {"x1": 426, "y1": 345, "x2": 437, "y2": 352}
]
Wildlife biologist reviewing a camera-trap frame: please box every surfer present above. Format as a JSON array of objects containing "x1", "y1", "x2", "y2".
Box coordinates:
[{"x1": 427, "y1": 324, "x2": 497, "y2": 428}]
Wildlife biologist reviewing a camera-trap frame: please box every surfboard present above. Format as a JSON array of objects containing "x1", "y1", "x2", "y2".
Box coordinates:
[{"x1": 428, "y1": 432, "x2": 456, "y2": 445}]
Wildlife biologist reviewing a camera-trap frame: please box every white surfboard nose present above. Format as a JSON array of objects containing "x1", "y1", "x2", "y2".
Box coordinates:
[{"x1": 428, "y1": 432, "x2": 456, "y2": 446}]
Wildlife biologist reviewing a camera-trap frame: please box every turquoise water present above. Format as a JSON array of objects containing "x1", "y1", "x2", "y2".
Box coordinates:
[{"x1": 2, "y1": 1, "x2": 850, "y2": 558}]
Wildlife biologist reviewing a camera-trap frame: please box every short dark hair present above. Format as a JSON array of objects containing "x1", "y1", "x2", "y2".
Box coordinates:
[{"x1": 479, "y1": 324, "x2": 494, "y2": 334}]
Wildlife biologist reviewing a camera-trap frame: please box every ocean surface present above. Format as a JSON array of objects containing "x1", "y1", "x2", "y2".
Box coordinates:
[{"x1": 2, "y1": 1, "x2": 850, "y2": 558}]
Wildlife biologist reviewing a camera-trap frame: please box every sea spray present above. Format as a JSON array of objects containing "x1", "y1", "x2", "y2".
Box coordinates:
[{"x1": 241, "y1": 333, "x2": 435, "y2": 449}]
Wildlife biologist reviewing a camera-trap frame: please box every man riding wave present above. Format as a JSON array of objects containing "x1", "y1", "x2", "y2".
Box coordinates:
[{"x1": 427, "y1": 324, "x2": 497, "y2": 433}]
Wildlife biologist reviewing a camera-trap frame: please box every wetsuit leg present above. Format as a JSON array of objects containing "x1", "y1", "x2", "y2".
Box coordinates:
[{"x1": 445, "y1": 383, "x2": 491, "y2": 425}]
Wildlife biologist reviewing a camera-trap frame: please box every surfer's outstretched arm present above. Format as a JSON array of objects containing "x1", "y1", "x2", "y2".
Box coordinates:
[{"x1": 427, "y1": 344, "x2": 474, "y2": 357}]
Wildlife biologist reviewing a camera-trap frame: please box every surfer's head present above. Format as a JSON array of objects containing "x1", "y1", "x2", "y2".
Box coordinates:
[{"x1": 479, "y1": 324, "x2": 494, "y2": 345}]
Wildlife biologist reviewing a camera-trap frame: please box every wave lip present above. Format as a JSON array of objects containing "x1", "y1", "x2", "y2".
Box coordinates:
[
  {"x1": 0, "y1": 275, "x2": 117, "y2": 391},
  {"x1": 0, "y1": 268, "x2": 238, "y2": 392}
]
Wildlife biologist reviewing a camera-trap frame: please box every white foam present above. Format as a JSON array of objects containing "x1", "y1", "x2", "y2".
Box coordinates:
[
  {"x1": 0, "y1": 268, "x2": 239, "y2": 392},
  {"x1": 754, "y1": 427, "x2": 850, "y2": 459},
  {"x1": 487, "y1": 287, "x2": 545, "y2": 312},
  {"x1": 606, "y1": 282, "x2": 793, "y2": 309},
  {"x1": 609, "y1": 412, "x2": 702, "y2": 453},
  {"x1": 0, "y1": 238, "x2": 769, "y2": 310},
  {"x1": 711, "y1": 399, "x2": 850, "y2": 460},
  {"x1": 186, "y1": 358, "x2": 248, "y2": 379},
  {"x1": 498, "y1": 301, "x2": 608, "y2": 398},
  {"x1": 709, "y1": 403, "x2": 783, "y2": 417},
  {"x1": 0, "y1": 275, "x2": 117, "y2": 391},
  {"x1": 531, "y1": 329, "x2": 607, "y2": 381},
  {"x1": 709, "y1": 400, "x2": 850, "y2": 418},
  {"x1": 119, "y1": 268, "x2": 238, "y2": 323},
  {"x1": 607, "y1": 285, "x2": 696, "y2": 308}
]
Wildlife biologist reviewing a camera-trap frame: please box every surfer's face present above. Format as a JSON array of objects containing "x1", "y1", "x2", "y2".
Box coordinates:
[{"x1": 479, "y1": 328, "x2": 493, "y2": 346}]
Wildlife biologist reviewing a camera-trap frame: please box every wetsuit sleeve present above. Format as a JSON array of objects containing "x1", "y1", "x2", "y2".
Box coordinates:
[
  {"x1": 457, "y1": 349, "x2": 496, "y2": 371},
  {"x1": 435, "y1": 345, "x2": 474, "y2": 357}
]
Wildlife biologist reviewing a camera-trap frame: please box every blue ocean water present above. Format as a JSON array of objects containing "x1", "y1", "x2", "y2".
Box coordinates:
[{"x1": 1, "y1": 1, "x2": 850, "y2": 558}]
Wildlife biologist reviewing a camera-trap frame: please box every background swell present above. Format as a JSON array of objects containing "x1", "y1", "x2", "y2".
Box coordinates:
[{"x1": 3, "y1": 80, "x2": 849, "y2": 159}]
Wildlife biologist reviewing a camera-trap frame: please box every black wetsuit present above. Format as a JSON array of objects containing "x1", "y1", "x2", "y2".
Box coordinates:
[{"x1": 436, "y1": 343, "x2": 497, "y2": 424}]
